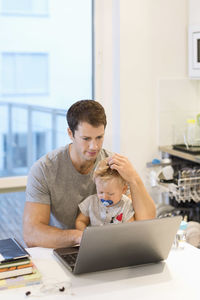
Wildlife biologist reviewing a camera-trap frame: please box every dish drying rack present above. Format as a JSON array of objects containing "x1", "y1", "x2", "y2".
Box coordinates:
[{"x1": 169, "y1": 176, "x2": 200, "y2": 203}]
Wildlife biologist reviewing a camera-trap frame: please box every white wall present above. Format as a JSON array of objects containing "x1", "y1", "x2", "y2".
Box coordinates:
[
  {"x1": 95, "y1": 0, "x2": 199, "y2": 180},
  {"x1": 189, "y1": 0, "x2": 200, "y2": 24},
  {"x1": 95, "y1": 0, "x2": 119, "y2": 152}
]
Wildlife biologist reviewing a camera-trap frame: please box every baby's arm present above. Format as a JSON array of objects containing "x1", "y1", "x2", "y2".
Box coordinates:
[
  {"x1": 75, "y1": 212, "x2": 90, "y2": 231},
  {"x1": 127, "y1": 216, "x2": 134, "y2": 222}
]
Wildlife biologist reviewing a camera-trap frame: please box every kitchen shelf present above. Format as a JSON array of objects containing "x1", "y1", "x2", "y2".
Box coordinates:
[{"x1": 159, "y1": 145, "x2": 200, "y2": 164}]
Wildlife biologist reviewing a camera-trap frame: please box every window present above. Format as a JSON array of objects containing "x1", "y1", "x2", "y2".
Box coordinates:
[
  {"x1": 2, "y1": 53, "x2": 49, "y2": 95},
  {"x1": 0, "y1": 103, "x2": 69, "y2": 176},
  {"x1": 0, "y1": 0, "x2": 93, "y2": 176},
  {"x1": 0, "y1": 0, "x2": 93, "y2": 245},
  {"x1": 1, "y1": 0, "x2": 48, "y2": 16}
]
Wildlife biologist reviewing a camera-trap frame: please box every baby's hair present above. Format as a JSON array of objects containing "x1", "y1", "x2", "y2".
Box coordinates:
[{"x1": 93, "y1": 158, "x2": 126, "y2": 185}]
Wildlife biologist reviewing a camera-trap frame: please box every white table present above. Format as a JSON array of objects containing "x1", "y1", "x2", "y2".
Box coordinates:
[{"x1": 1, "y1": 243, "x2": 199, "y2": 300}]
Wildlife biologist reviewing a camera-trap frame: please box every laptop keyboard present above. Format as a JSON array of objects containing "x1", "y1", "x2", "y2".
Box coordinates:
[{"x1": 62, "y1": 253, "x2": 78, "y2": 268}]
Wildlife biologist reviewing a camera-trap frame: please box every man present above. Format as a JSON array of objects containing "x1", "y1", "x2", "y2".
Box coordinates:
[{"x1": 23, "y1": 100, "x2": 156, "y2": 248}]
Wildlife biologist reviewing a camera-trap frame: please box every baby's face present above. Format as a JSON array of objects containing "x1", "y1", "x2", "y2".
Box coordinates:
[{"x1": 95, "y1": 177, "x2": 126, "y2": 207}]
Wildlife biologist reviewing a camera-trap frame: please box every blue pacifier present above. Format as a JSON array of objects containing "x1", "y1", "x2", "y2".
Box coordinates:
[{"x1": 100, "y1": 199, "x2": 113, "y2": 207}]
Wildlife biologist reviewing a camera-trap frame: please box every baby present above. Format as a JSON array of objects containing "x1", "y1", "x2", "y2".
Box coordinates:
[{"x1": 75, "y1": 158, "x2": 134, "y2": 231}]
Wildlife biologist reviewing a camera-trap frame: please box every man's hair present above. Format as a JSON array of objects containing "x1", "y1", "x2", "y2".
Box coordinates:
[
  {"x1": 93, "y1": 158, "x2": 126, "y2": 186},
  {"x1": 66, "y1": 100, "x2": 107, "y2": 135}
]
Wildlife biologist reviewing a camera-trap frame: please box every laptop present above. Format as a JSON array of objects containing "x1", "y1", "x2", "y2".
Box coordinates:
[{"x1": 53, "y1": 216, "x2": 181, "y2": 275}]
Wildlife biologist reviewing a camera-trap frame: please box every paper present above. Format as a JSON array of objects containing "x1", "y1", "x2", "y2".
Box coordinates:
[{"x1": 0, "y1": 253, "x2": 4, "y2": 262}]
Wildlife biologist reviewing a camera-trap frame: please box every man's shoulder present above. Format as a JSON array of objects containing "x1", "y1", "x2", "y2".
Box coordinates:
[
  {"x1": 41, "y1": 145, "x2": 68, "y2": 162},
  {"x1": 30, "y1": 145, "x2": 69, "y2": 172}
]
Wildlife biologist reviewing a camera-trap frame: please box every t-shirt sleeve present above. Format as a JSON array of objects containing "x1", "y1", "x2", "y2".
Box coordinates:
[
  {"x1": 122, "y1": 197, "x2": 135, "y2": 222},
  {"x1": 78, "y1": 196, "x2": 93, "y2": 217},
  {"x1": 26, "y1": 161, "x2": 51, "y2": 205}
]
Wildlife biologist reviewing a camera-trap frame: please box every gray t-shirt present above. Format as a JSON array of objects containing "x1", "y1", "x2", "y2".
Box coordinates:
[
  {"x1": 26, "y1": 144, "x2": 111, "y2": 229},
  {"x1": 78, "y1": 194, "x2": 134, "y2": 226}
]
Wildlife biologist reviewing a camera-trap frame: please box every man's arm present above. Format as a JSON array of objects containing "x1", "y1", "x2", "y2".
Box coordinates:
[
  {"x1": 75, "y1": 212, "x2": 90, "y2": 231},
  {"x1": 23, "y1": 202, "x2": 82, "y2": 248},
  {"x1": 108, "y1": 154, "x2": 156, "y2": 220}
]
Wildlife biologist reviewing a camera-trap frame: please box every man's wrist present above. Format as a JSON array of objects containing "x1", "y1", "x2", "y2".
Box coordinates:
[{"x1": 128, "y1": 176, "x2": 142, "y2": 187}]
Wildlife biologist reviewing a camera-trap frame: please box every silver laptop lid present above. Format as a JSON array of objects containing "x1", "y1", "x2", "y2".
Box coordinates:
[{"x1": 74, "y1": 216, "x2": 181, "y2": 274}]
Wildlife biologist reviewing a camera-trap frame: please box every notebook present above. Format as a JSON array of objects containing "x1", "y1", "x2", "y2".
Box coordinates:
[
  {"x1": 53, "y1": 216, "x2": 181, "y2": 275},
  {"x1": 0, "y1": 238, "x2": 30, "y2": 263},
  {"x1": 0, "y1": 264, "x2": 42, "y2": 290}
]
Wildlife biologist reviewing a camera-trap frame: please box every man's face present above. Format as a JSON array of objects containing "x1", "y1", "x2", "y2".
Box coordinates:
[
  {"x1": 68, "y1": 122, "x2": 105, "y2": 162},
  {"x1": 95, "y1": 177, "x2": 126, "y2": 206}
]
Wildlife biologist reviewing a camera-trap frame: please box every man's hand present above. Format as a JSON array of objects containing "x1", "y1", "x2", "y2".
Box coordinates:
[
  {"x1": 73, "y1": 229, "x2": 83, "y2": 245},
  {"x1": 108, "y1": 153, "x2": 139, "y2": 183}
]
